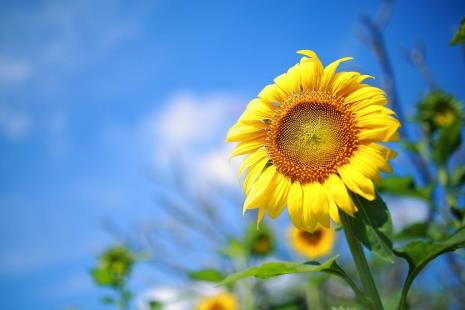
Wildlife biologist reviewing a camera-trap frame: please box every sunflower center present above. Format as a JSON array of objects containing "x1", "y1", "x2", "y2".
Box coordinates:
[
  {"x1": 267, "y1": 92, "x2": 358, "y2": 183},
  {"x1": 299, "y1": 229, "x2": 323, "y2": 246}
]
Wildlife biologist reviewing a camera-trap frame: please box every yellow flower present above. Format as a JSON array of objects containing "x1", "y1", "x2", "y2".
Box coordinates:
[
  {"x1": 227, "y1": 50, "x2": 399, "y2": 231},
  {"x1": 196, "y1": 292, "x2": 238, "y2": 310},
  {"x1": 288, "y1": 226, "x2": 336, "y2": 259}
]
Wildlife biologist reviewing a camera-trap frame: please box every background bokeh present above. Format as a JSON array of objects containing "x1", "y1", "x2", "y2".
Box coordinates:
[{"x1": 0, "y1": 0, "x2": 464, "y2": 309}]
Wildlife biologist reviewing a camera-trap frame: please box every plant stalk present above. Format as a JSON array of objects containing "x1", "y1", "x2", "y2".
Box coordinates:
[{"x1": 340, "y1": 211, "x2": 384, "y2": 310}]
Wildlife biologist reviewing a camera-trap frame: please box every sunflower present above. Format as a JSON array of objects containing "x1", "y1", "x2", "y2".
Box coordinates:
[
  {"x1": 288, "y1": 226, "x2": 336, "y2": 259},
  {"x1": 226, "y1": 50, "x2": 399, "y2": 231},
  {"x1": 196, "y1": 292, "x2": 238, "y2": 310}
]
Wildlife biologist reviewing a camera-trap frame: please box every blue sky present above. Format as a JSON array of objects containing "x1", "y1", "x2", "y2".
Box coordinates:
[{"x1": 0, "y1": 0, "x2": 464, "y2": 309}]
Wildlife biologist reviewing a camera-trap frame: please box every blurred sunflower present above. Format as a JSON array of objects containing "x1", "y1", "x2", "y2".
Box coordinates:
[
  {"x1": 288, "y1": 226, "x2": 335, "y2": 259},
  {"x1": 196, "y1": 292, "x2": 238, "y2": 310},
  {"x1": 416, "y1": 90, "x2": 463, "y2": 130},
  {"x1": 245, "y1": 224, "x2": 274, "y2": 257},
  {"x1": 227, "y1": 50, "x2": 399, "y2": 231}
]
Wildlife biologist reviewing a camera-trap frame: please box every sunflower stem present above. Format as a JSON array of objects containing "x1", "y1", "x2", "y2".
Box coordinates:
[{"x1": 340, "y1": 211, "x2": 384, "y2": 310}]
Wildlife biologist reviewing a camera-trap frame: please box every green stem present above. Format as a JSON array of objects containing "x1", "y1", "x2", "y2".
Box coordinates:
[{"x1": 340, "y1": 211, "x2": 384, "y2": 310}]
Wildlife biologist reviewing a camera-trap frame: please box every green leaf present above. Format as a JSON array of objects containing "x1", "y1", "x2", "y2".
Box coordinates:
[
  {"x1": 219, "y1": 257, "x2": 370, "y2": 307},
  {"x1": 219, "y1": 257, "x2": 337, "y2": 285},
  {"x1": 432, "y1": 120, "x2": 462, "y2": 166},
  {"x1": 148, "y1": 300, "x2": 163, "y2": 310},
  {"x1": 450, "y1": 17, "x2": 465, "y2": 46},
  {"x1": 451, "y1": 165, "x2": 465, "y2": 187},
  {"x1": 187, "y1": 268, "x2": 225, "y2": 282},
  {"x1": 348, "y1": 193, "x2": 394, "y2": 262},
  {"x1": 395, "y1": 227, "x2": 465, "y2": 309},
  {"x1": 377, "y1": 176, "x2": 431, "y2": 200},
  {"x1": 395, "y1": 222, "x2": 429, "y2": 241}
]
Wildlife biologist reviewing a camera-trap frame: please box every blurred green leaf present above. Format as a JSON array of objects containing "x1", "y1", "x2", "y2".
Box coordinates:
[
  {"x1": 99, "y1": 296, "x2": 116, "y2": 305},
  {"x1": 377, "y1": 176, "x2": 431, "y2": 200},
  {"x1": 219, "y1": 257, "x2": 337, "y2": 285},
  {"x1": 188, "y1": 268, "x2": 225, "y2": 282},
  {"x1": 450, "y1": 17, "x2": 465, "y2": 46},
  {"x1": 91, "y1": 268, "x2": 115, "y2": 287},
  {"x1": 348, "y1": 193, "x2": 394, "y2": 263},
  {"x1": 395, "y1": 222, "x2": 429, "y2": 241},
  {"x1": 221, "y1": 238, "x2": 247, "y2": 259},
  {"x1": 432, "y1": 119, "x2": 462, "y2": 166},
  {"x1": 148, "y1": 300, "x2": 163, "y2": 310},
  {"x1": 219, "y1": 257, "x2": 369, "y2": 306},
  {"x1": 451, "y1": 165, "x2": 465, "y2": 187},
  {"x1": 400, "y1": 141, "x2": 422, "y2": 154},
  {"x1": 395, "y1": 227, "x2": 465, "y2": 308}
]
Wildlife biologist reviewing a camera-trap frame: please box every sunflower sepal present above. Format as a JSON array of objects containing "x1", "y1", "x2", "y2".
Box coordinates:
[{"x1": 345, "y1": 191, "x2": 395, "y2": 263}]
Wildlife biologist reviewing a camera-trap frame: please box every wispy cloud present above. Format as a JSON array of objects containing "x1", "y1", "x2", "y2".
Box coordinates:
[
  {"x1": 0, "y1": 104, "x2": 31, "y2": 140},
  {"x1": 0, "y1": 57, "x2": 32, "y2": 84},
  {"x1": 136, "y1": 91, "x2": 246, "y2": 193}
]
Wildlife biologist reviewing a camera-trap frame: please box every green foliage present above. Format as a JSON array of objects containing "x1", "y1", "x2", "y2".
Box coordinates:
[
  {"x1": 148, "y1": 301, "x2": 163, "y2": 310},
  {"x1": 432, "y1": 119, "x2": 462, "y2": 166},
  {"x1": 451, "y1": 165, "x2": 465, "y2": 187},
  {"x1": 90, "y1": 245, "x2": 134, "y2": 310},
  {"x1": 377, "y1": 176, "x2": 431, "y2": 200},
  {"x1": 395, "y1": 222, "x2": 429, "y2": 241},
  {"x1": 395, "y1": 228, "x2": 465, "y2": 308},
  {"x1": 219, "y1": 257, "x2": 338, "y2": 285},
  {"x1": 345, "y1": 193, "x2": 394, "y2": 262},
  {"x1": 91, "y1": 245, "x2": 134, "y2": 288},
  {"x1": 188, "y1": 268, "x2": 225, "y2": 282},
  {"x1": 450, "y1": 17, "x2": 465, "y2": 46}
]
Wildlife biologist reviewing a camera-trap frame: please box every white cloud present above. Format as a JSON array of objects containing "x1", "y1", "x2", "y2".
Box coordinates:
[
  {"x1": 145, "y1": 93, "x2": 238, "y2": 152},
  {"x1": 141, "y1": 92, "x2": 241, "y2": 169},
  {"x1": 0, "y1": 104, "x2": 31, "y2": 140},
  {"x1": 136, "y1": 283, "x2": 230, "y2": 310},
  {"x1": 387, "y1": 197, "x2": 429, "y2": 231},
  {"x1": 137, "y1": 286, "x2": 194, "y2": 310},
  {"x1": 0, "y1": 58, "x2": 32, "y2": 83}
]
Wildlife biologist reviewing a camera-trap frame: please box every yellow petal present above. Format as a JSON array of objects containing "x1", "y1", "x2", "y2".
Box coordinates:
[
  {"x1": 327, "y1": 195, "x2": 341, "y2": 224},
  {"x1": 231, "y1": 140, "x2": 265, "y2": 157},
  {"x1": 323, "y1": 174, "x2": 357, "y2": 215},
  {"x1": 350, "y1": 94, "x2": 388, "y2": 112},
  {"x1": 256, "y1": 207, "x2": 266, "y2": 226},
  {"x1": 258, "y1": 83, "x2": 287, "y2": 105},
  {"x1": 226, "y1": 122, "x2": 266, "y2": 142},
  {"x1": 354, "y1": 104, "x2": 395, "y2": 118},
  {"x1": 274, "y1": 64, "x2": 301, "y2": 95},
  {"x1": 243, "y1": 166, "x2": 277, "y2": 212},
  {"x1": 344, "y1": 86, "x2": 385, "y2": 106},
  {"x1": 321, "y1": 57, "x2": 353, "y2": 91},
  {"x1": 357, "y1": 124, "x2": 400, "y2": 143},
  {"x1": 304, "y1": 182, "x2": 330, "y2": 229},
  {"x1": 237, "y1": 149, "x2": 268, "y2": 180},
  {"x1": 288, "y1": 181, "x2": 317, "y2": 231},
  {"x1": 239, "y1": 98, "x2": 275, "y2": 122},
  {"x1": 338, "y1": 164, "x2": 375, "y2": 201},
  {"x1": 267, "y1": 174, "x2": 291, "y2": 218},
  {"x1": 243, "y1": 156, "x2": 269, "y2": 194}
]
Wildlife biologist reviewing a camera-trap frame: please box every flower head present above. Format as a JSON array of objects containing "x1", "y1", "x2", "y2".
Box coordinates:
[
  {"x1": 196, "y1": 292, "x2": 238, "y2": 310},
  {"x1": 288, "y1": 226, "x2": 336, "y2": 259},
  {"x1": 245, "y1": 224, "x2": 274, "y2": 256},
  {"x1": 227, "y1": 50, "x2": 399, "y2": 231},
  {"x1": 416, "y1": 90, "x2": 463, "y2": 131}
]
